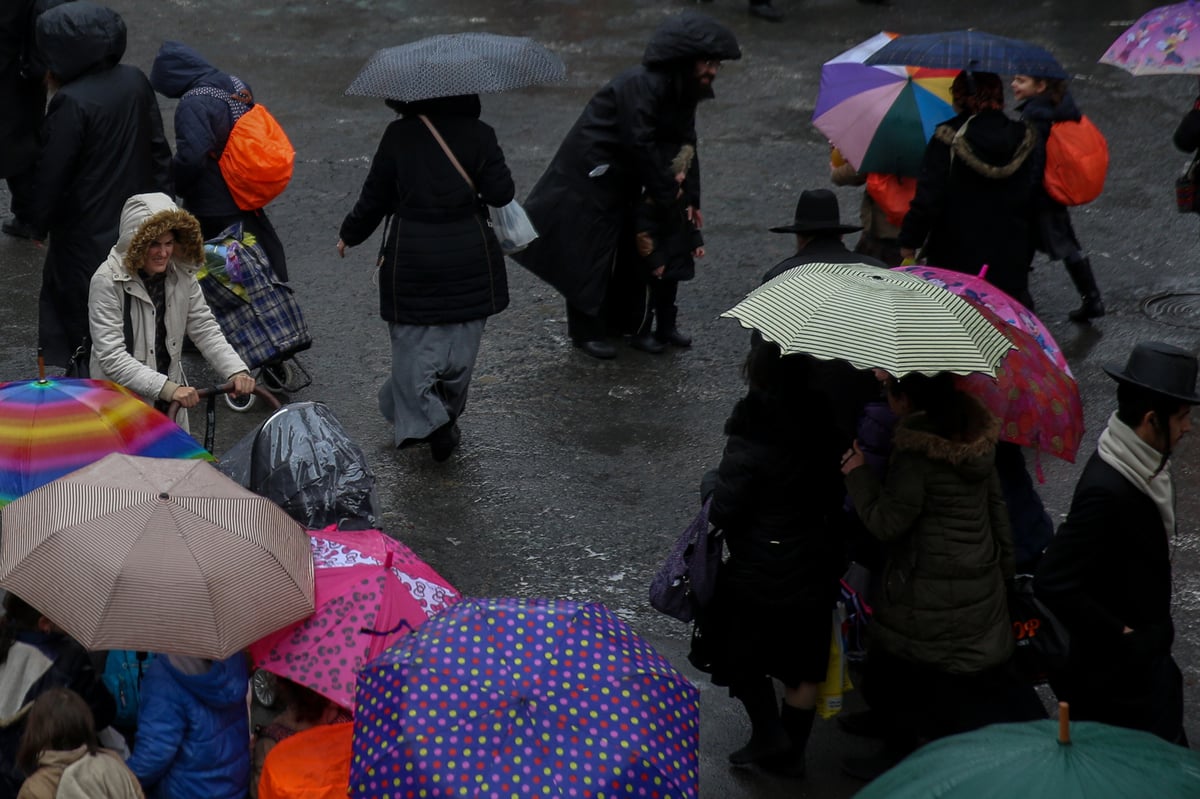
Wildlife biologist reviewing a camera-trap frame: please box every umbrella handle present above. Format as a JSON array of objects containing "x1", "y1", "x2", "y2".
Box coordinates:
[
  {"x1": 1058, "y1": 701, "x2": 1070, "y2": 745},
  {"x1": 360, "y1": 618, "x2": 415, "y2": 638},
  {"x1": 165, "y1": 382, "x2": 282, "y2": 421}
]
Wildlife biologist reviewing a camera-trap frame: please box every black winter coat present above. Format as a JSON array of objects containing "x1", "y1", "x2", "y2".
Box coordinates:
[
  {"x1": 900, "y1": 110, "x2": 1039, "y2": 306},
  {"x1": 0, "y1": 0, "x2": 42, "y2": 179},
  {"x1": 513, "y1": 13, "x2": 738, "y2": 316},
  {"x1": 1173, "y1": 95, "x2": 1200, "y2": 153},
  {"x1": 710, "y1": 388, "x2": 848, "y2": 607},
  {"x1": 760, "y1": 236, "x2": 886, "y2": 284},
  {"x1": 149, "y1": 40, "x2": 245, "y2": 218},
  {"x1": 1018, "y1": 93, "x2": 1083, "y2": 261},
  {"x1": 339, "y1": 95, "x2": 514, "y2": 326},
  {"x1": 29, "y1": 2, "x2": 172, "y2": 365},
  {"x1": 1034, "y1": 452, "x2": 1181, "y2": 737}
]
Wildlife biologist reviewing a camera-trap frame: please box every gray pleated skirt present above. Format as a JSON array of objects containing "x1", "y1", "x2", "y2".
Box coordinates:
[{"x1": 378, "y1": 319, "x2": 486, "y2": 446}]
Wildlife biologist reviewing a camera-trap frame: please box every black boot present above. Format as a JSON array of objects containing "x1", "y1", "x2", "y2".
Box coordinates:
[
  {"x1": 1064, "y1": 257, "x2": 1105, "y2": 323},
  {"x1": 630, "y1": 313, "x2": 666, "y2": 354},
  {"x1": 728, "y1": 677, "x2": 790, "y2": 767},
  {"x1": 654, "y1": 305, "x2": 692, "y2": 348},
  {"x1": 762, "y1": 701, "x2": 814, "y2": 778}
]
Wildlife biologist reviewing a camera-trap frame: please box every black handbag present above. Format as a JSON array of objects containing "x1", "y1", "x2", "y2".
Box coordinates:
[
  {"x1": 1175, "y1": 156, "x2": 1200, "y2": 213},
  {"x1": 63, "y1": 290, "x2": 136, "y2": 379},
  {"x1": 1008, "y1": 574, "x2": 1070, "y2": 684}
]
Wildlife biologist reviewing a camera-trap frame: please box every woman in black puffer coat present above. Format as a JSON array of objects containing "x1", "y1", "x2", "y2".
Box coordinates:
[
  {"x1": 338, "y1": 94, "x2": 514, "y2": 461},
  {"x1": 692, "y1": 343, "x2": 848, "y2": 779}
]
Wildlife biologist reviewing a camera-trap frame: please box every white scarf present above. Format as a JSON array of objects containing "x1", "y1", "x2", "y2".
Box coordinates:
[{"x1": 1096, "y1": 411, "x2": 1175, "y2": 537}]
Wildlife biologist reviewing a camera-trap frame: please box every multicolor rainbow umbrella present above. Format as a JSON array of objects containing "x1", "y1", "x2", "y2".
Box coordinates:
[
  {"x1": 248, "y1": 525, "x2": 459, "y2": 711},
  {"x1": 0, "y1": 377, "x2": 211, "y2": 507},
  {"x1": 813, "y1": 32, "x2": 958, "y2": 177},
  {"x1": 351, "y1": 597, "x2": 699, "y2": 799}
]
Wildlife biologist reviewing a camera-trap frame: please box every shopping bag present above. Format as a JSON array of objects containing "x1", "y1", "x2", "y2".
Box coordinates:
[
  {"x1": 1008, "y1": 574, "x2": 1070, "y2": 685},
  {"x1": 489, "y1": 199, "x2": 538, "y2": 255},
  {"x1": 816, "y1": 603, "x2": 853, "y2": 720}
]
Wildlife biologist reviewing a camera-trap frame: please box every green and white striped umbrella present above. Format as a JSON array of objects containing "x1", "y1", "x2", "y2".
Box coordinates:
[{"x1": 722, "y1": 262, "x2": 1013, "y2": 377}]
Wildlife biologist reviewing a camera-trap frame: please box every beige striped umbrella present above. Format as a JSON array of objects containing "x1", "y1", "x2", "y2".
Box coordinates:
[
  {"x1": 722, "y1": 262, "x2": 1013, "y2": 377},
  {"x1": 0, "y1": 453, "x2": 314, "y2": 658}
]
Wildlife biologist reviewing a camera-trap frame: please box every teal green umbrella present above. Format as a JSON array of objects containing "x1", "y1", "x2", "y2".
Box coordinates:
[{"x1": 857, "y1": 706, "x2": 1200, "y2": 798}]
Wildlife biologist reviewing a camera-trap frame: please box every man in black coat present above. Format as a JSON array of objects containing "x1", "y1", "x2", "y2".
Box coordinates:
[
  {"x1": 514, "y1": 11, "x2": 739, "y2": 360},
  {"x1": 27, "y1": 1, "x2": 172, "y2": 368},
  {"x1": 760, "y1": 188, "x2": 886, "y2": 284},
  {"x1": 1035, "y1": 342, "x2": 1199, "y2": 745}
]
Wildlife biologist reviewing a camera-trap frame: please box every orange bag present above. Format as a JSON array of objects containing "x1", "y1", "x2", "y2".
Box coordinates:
[
  {"x1": 865, "y1": 173, "x2": 917, "y2": 228},
  {"x1": 1043, "y1": 116, "x2": 1108, "y2": 207},
  {"x1": 219, "y1": 101, "x2": 295, "y2": 211},
  {"x1": 257, "y1": 722, "x2": 352, "y2": 799}
]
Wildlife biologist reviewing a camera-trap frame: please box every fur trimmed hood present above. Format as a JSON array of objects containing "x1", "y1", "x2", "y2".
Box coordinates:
[
  {"x1": 934, "y1": 112, "x2": 1037, "y2": 180},
  {"x1": 110, "y1": 193, "x2": 205, "y2": 275},
  {"x1": 892, "y1": 393, "x2": 1000, "y2": 471}
]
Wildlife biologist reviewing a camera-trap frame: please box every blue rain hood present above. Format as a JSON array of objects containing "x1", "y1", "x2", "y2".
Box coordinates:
[{"x1": 150, "y1": 40, "x2": 225, "y2": 98}]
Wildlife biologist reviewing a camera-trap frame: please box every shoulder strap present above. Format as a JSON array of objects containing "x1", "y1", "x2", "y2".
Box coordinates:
[{"x1": 419, "y1": 114, "x2": 476, "y2": 193}]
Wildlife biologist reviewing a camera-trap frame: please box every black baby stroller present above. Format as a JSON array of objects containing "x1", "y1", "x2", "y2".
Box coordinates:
[
  {"x1": 199, "y1": 223, "x2": 312, "y2": 412},
  {"x1": 217, "y1": 400, "x2": 380, "y2": 708}
]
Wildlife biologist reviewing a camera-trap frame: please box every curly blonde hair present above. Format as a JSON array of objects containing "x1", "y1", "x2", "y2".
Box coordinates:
[{"x1": 122, "y1": 208, "x2": 205, "y2": 274}]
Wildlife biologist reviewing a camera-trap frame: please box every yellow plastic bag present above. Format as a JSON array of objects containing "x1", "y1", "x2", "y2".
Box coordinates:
[{"x1": 816, "y1": 603, "x2": 853, "y2": 720}]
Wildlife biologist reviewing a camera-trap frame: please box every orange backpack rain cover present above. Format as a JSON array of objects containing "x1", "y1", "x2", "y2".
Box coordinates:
[
  {"x1": 865, "y1": 173, "x2": 917, "y2": 229},
  {"x1": 219, "y1": 103, "x2": 295, "y2": 211},
  {"x1": 1043, "y1": 116, "x2": 1108, "y2": 207},
  {"x1": 257, "y1": 721, "x2": 352, "y2": 799}
]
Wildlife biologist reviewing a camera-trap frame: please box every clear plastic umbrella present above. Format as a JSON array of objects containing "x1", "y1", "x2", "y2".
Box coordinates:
[{"x1": 345, "y1": 33, "x2": 566, "y2": 102}]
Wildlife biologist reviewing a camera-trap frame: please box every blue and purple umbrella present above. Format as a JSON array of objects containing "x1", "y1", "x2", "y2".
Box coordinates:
[{"x1": 351, "y1": 597, "x2": 699, "y2": 798}]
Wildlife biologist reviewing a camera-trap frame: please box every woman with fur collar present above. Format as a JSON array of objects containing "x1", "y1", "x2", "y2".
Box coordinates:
[
  {"x1": 841, "y1": 372, "x2": 1041, "y2": 751},
  {"x1": 87, "y1": 193, "x2": 253, "y2": 421}
]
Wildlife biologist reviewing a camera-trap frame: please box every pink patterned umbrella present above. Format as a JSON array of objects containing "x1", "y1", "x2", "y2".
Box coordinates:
[
  {"x1": 954, "y1": 305, "x2": 1084, "y2": 466},
  {"x1": 1100, "y1": 1, "x2": 1200, "y2": 76},
  {"x1": 893, "y1": 265, "x2": 1072, "y2": 377},
  {"x1": 248, "y1": 525, "x2": 458, "y2": 710}
]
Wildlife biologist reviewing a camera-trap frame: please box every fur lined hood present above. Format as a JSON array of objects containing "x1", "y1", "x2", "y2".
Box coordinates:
[
  {"x1": 933, "y1": 111, "x2": 1037, "y2": 180},
  {"x1": 892, "y1": 393, "x2": 1000, "y2": 472},
  {"x1": 107, "y1": 193, "x2": 205, "y2": 276}
]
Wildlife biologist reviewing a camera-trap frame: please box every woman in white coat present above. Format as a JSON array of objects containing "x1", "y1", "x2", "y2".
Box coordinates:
[{"x1": 88, "y1": 193, "x2": 253, "y2": 422}]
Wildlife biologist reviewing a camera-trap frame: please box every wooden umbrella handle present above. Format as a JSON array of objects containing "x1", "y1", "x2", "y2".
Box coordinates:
[{"x1": 1058, "y1": 701, "x2": 1070, "y2": 745}]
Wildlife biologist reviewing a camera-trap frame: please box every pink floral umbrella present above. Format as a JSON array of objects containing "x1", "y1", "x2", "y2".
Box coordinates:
[
  {"x1": 248, "y1": 525, "x2": 459, "y2": 710},
  {"x1": 893, "y1": 264, "x2": 1072, "y2": 377}
]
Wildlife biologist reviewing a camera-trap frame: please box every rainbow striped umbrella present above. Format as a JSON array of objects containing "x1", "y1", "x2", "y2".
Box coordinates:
[
  {"x1": 813, "y1": 32, "x2": 958, "y2": 177},
  {"x1": 0, "y1": 377, "x2": 211, "y2": 507}
]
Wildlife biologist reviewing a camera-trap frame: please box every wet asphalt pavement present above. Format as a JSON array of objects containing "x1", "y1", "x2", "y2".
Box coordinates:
[{"x1": 3, "y1": 0, "x2": 1200, "y2": 796}]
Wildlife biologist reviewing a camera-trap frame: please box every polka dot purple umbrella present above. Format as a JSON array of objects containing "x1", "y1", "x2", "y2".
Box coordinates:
[{"x1": 351, "y1": 597, "x2": 699, "y2": 798}]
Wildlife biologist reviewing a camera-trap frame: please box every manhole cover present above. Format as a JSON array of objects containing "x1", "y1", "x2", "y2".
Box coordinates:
[{"x1": 1141, "y1": 292, "x2": 1200, "y2": 329}]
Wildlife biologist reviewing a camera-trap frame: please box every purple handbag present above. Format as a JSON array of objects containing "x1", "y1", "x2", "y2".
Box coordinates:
[{"x1": 649, "y1": 497, "x2": 723, "y2": 622}]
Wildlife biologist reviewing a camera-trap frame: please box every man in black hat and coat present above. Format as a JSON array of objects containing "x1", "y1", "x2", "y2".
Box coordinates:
[
  {"x1": 1036, "y1": 342, "x2": 1199, "y2": 745},
  {"x1": 514, "y1": 11, "x2": 739, "y2": 360},
  {"x1": 761, "y1": 188, "x2": 886, "y2": 284}
]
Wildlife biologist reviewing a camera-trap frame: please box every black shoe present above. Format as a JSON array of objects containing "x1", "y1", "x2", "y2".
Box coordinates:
[
  {"x1": 574, "y1": 339, "x2": 617, "y2": 360},
  {"x1": 761, "y1": 703, "x2": 814, "y2": 779},
  {"x1": 837, "y1": 709, "x2": 887, "y2": 739},
  {"x1": 841, "y1": 746, "x2": 908, "y2": 782},
  {"x1": 728, "y1": 729, "x2": 790, "y2": 767},
  {"x1": 429, "y1": 421, "x2": 461, "y2": 462},
  {"x1": 1068, "y1": 295, "x2": 1105, "y2": 323},
  {"x1": 748, "y1": 2, "x2": 784, "y2": 21},
  {"x1": 630, "y1": 334, "x2": 666, "y2": 354},
  {"x1": 2, "y1": 218, "x2": 43, "y2": 239},
  {"x1": 655, "y1": 327, "x2": 692, "y2": 348}
]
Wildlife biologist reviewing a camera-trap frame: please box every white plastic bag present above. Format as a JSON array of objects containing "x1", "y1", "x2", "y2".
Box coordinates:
[{"x1": 489, "y1": 199, "x2": 538, "y2": 255}]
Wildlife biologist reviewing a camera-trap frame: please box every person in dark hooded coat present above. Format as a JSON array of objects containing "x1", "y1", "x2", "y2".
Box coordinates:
[
  {"x1": 513, "y1": 11, "x2": 739, "y2": 360},
  {"x1": 27, "y1": 1, "x2": 172, "y2": 369},
  {"x1": 337, "y1": 94, "x2": 514, "y2": 462},
  {"x1": 149, "y1": 40, "x2": 288, "y2": 282},
  {"x1": 899, "y1": 72, "x2": 1039, "y2": 309}
]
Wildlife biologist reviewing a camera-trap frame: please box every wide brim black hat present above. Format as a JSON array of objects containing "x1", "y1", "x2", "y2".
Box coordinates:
[
  {"x1": 769, "y1": 188, "x2": 862, "y2": 235},
  {"x1": 1103, "y1": 341, "x2": 1200, "y2": 404}
]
